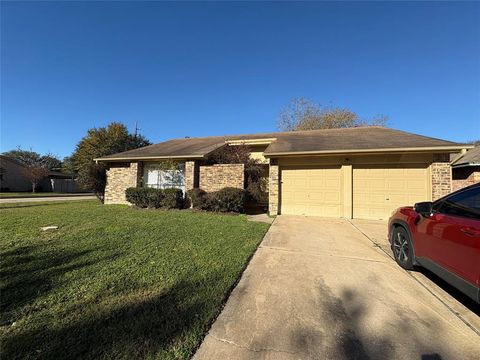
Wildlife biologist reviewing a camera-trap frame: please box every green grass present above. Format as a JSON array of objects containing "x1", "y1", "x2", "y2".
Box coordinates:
[
  {"x1": 0, "y1": 200, "x2": 270, "y2": 359},
  {"x1": 0, "y1": 192, "x2": 92, "y2": 198}
]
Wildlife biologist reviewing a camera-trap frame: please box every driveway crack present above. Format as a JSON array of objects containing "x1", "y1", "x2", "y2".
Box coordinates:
[
  {"x1": 210, "y1": 334, "x2": 300, "y2": 355},
  {"x1": 346, "y1": 218, "x2": 480, "y2": 337}
]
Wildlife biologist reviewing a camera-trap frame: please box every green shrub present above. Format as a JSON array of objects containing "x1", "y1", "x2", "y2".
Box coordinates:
[
  {"x1": 126, "y1": 187, "x2": 164, "y2": 208},
  {"x1": 215, "y1": 187, "x2": 245, "y2": 213},
  {"x1": 188, "y1": 187, "x2": 245, "y2": 213},
  {"x1": 146, "y1": 188, "x2": 165, "y2": 208},
  {"x1": 125, "y1": 187, "x2": 184, "y2": 209},
  {"x1": 187, "y1": 188, "x2": 207, "y2": 208},
  {"x1": 162, "y1": 188, "x2": 184, "y2": 209},
  {"x1": 126, "y1": 187, "x2": 150, "y2": 208}
]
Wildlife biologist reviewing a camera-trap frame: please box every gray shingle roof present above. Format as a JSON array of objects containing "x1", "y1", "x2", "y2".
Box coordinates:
[
  {"x1": 95, "y1": 127, "x2": 467, "y2": 161},
  {"x1": 451, "y1": 146, "x2": 480, "y2": 167}
]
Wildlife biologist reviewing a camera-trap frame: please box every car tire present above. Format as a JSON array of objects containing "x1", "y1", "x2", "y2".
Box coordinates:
[{"x1": 391, "y1": 226, "x2": 414, "y2": 270}]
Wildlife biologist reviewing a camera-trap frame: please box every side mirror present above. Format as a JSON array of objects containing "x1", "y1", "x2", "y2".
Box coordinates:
[{"x1": 414, "y1": 201, "x2": 433, "y2": 217}]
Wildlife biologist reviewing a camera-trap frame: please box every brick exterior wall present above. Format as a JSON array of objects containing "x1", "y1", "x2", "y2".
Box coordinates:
[
  {"x1": 199, "y1": 164, "x2": 244, "y2": 192},
  {"x1": 268, "y1": 163, "x2": 279, "y2": 215},
  {"x1": 452, "y1": 166, "x2": 480, "y2": 192},
  {"x1": 185, "y1": 161, "x2": 197, "y2": 191},
  {"x1": 431, "y1": 158, "x2": 452, "y2": 201},
  {"x1": 104, "y1": 162, "x2": 141, "y2": 204}
]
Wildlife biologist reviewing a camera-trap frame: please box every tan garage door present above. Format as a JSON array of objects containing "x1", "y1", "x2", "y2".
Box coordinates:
[
  {"x1": 353, "y1": 165, "x2": 429, "y2": 220},
  {"x1": 281, "y1": 166, "x2": 342, "y2": 217}
]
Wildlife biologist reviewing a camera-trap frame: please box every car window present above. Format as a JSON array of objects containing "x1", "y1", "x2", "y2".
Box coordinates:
[{"x1": 437, "y1": 186, "x2": 480, "y2": 220}]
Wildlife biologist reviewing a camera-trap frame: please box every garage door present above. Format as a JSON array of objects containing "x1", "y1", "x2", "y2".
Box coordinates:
[
  {"x1": 281, "y1": 166, "x2": 342, "y2": 217},
  {"x1": 353, "y1": 165, "x2": 429, "y2": 220}
]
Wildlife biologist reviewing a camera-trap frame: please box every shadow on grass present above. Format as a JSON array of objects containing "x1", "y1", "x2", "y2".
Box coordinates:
[
  {"x1": 0, "y1": 245, "x2": 117, "y2": 325},
  {"x1": 2, "y1": 275, "x2": 218, "y2": 360}
]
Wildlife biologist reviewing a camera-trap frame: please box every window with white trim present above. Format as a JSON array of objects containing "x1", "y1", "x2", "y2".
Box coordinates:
[{"x1": 143, "y1": 162, "x2": 186, "y2": 193}]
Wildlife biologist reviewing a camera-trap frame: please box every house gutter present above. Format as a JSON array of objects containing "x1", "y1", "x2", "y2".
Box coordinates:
[
  {"x1": 93, "y1": 154, "x2": 205, "y2": 163},
  {"x1": 264, "y1": 145, "x2": 473, "y2": 158},
  {"x1": 451, "y1": 163, "x2": 480, "y2": 168},
  {"x1": 225, "y1": 138, "x2": 277, "y2": 146}
]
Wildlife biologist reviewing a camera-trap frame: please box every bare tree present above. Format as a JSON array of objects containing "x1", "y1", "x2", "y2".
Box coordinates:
[
  {"x1": 277, "y1": 97, "x2": 387, "y2": 131},
  {"x1": 3, "y1": 147, "x2": 61, "y2": 192},
  {"x1": 21, "y1": 164, "x2": 49, "y2": 192}
]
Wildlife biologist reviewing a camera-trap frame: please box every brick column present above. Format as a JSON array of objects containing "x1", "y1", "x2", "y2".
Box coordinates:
[
  {"x1": 268, "y1": 162, "x2": 279, "y2": 216},
  {"x1": 185, "y1": 161, "x2": 196, "y2": 191},
  {"x1": 104, "y1": 162, "x2": 141, "y2": 204},
  {"x1": 431, "y1": 154, "x2": 452, "y2": 200}
]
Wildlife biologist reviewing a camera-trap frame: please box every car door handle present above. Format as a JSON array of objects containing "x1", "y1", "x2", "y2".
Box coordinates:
[{"x1": 460, "y1": 227, "x2": 480, "y2": 237}]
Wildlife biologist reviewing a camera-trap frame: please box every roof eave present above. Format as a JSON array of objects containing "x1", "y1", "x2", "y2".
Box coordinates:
[
  {"x1": 264, "y1": 145, "x2": 472, "y2": 158},
  {"x1": 451, "y1": 162, "x2": 480, "y2": 168},
  {"x1": 94, "y1": 154, "x2": 205, "y2": 162}
]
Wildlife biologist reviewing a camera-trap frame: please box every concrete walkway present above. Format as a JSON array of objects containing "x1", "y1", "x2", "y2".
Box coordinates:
[
  {"x1": 0, "y1": 195, "x2": 97, "y2": 203},
  {"x1": 194, "y1": 216, "x2": 480, "y2": 360}
]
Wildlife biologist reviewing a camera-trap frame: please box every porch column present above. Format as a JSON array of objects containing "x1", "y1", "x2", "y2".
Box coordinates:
[
  {"x1": 185, "y1": 161, "x2": 197, "y2": 191},
  {"x1": 431, "y1": 154, "x2": 452, "y2": 200},
  {"x1": 268, "y1": 160, "x2": 279, "y2": 216}
]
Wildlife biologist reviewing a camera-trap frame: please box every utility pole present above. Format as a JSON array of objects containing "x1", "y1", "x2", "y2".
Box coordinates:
[{"x1": 134, "y1": 121, "x2": 140, "y2": 139}]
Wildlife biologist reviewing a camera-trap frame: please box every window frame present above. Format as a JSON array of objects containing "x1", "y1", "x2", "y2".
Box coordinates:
[
  {"x1": 433, "y1": 185, "x2": 480, "y2": 220},
  {"x1": 142, "y1": 162, "x2": 186, "y2": 193}
]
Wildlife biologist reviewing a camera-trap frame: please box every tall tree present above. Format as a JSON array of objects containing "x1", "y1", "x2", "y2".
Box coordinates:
[
  {"x1": 277, "y1": 97, "x2": 387, "y2": 131},
  {"x1": 2, "y1": 148, "x2": 62, "y2": 192},
  {"x1": 69, "y1": 122, "x2": 150, "y2": 200}
]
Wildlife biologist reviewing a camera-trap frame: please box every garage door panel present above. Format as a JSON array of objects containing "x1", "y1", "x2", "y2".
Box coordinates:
[
  {"x1": 309, "y1": 191, "x2": 325, "y2": 201},
  {"x1": 323, "y1": 191, "x2": 341, "y2": 203},
  {"x1": 353, "y1": 164, "x2": 428, "y2": 220},
  {"x1": 281, "y1": 166, "x2": 342, "y2": 217},
  {"x1": 324, "y1": 178, "x2": 339, "y2": 188}
]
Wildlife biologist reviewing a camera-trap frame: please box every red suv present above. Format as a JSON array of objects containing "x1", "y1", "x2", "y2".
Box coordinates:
[{"x1": 388, "y1": 183, "x2": 480, "y2": 303}]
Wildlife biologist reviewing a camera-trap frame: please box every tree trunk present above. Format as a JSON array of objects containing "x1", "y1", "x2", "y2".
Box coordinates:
[
  {"x1": 32, "y1": 182, "x2": 37, "y2": 193},
  {"x1": 94, "y1": 190, "x2": 105, "y2": 203}
]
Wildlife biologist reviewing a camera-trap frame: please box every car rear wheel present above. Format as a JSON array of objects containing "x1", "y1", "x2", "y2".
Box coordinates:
[{"x1": 391, "y1": 226, "x2": 414, "y2": 270}]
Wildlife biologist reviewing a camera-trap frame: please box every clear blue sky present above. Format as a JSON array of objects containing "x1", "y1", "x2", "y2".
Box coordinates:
[{"x1": 1, "y1": 1, "x2": 479, "y2": 158}]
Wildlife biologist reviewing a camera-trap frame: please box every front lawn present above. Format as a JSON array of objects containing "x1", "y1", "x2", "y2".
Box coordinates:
[{"x1": 0, "y1": 200, "x2": 270, "y2": 359}]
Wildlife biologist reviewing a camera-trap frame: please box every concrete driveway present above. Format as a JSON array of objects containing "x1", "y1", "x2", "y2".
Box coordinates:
[{"x1": 194, "y1": 216, "x2": 480, "y2": 360}]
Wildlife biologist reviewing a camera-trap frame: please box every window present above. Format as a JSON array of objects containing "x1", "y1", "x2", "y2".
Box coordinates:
[
  {"x1": 143, "y1": 162, "x2": 186, "y2": 193},
  {"x1": 436, "y1": 186, "x2": 480, "y2": 220}
]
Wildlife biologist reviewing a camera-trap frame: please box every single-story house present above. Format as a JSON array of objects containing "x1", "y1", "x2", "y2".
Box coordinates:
[
  {"x1": 451, "y1": 146, "x2": 480, "y2": 192},
  {"x1": 0, "y1": 155, "x2": 79, "y2": 192},
  {"x1": 94, "y1": 127, "x2": 471, "y2": 220}
]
